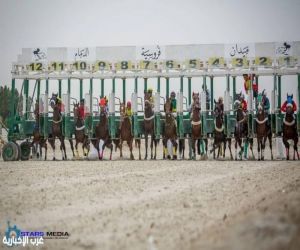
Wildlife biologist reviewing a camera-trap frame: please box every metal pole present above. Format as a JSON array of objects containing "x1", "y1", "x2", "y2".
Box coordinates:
[
  {"x1": 157, "y1": 76, "x2": 160, "y2": 93},
  {"x1": 101, "y1": 78, "x2": 104, "y2": 98},
  {"x1": 67, "y1": 78, "x2": 71, "y2": 94},
  {"x1": 58, "y1": 79, "x2": 62, "y2": 98},
  {"x1": 79, "y1": 79, "x2": 83, "y2": 100},
  {"x1": 226, "y1": 74, "x2": 230, "y2": 91},
  {"x1": 135, "y1": 77, "x2": 138, "y2": 93},
  {"x1": 188, "y1": 77, "x2": 192, "y2": 106},
  {"x1": 166, "y1": 77, "x2": 170, "y2": 98},
  {"x1": 24, "y1": 79, "x2": 29, "y2": 120},
  {"x1": 232, "y1": 76, "x2": 236, "y2": 101},
  {"x1": 210, "y1": 76, "x2": 214, "y2": 108},
  {"x1": 122, "y1": 78, "x2": 126, "y2": 103},
  {"x1": 37, "y1": 79, "x2": 40, "y2": 101},
  {"x1": 46, "y1": 78, "x2": 49, "y2": 95},
  {"x1": 144, "y1": 78, "x2": 148, "y2": 93},
  {"x1": 112, "y1": 77, "x2": 116, "y2": 94},
  {"x1": 180, "y1": 76, "x2": 183, "y2": 92},
  {"x1": 277, "y1": 75, "x2": 281, "y2": 110}
]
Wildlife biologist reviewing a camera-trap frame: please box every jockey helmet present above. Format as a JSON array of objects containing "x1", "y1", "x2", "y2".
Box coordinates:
[
  {"x1": 170, "y1": 91, "x2": 176, "y2": 97},
  {"x1": 127, "y1": 101, "x2": 131, "y2": 108}
]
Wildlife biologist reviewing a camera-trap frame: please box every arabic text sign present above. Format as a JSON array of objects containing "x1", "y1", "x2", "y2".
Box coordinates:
[
  {"x1": 224, "y1": 43, "x2": 255, "y2": 58},
  {"x1": 136, "y1": 45, "x2": 166, "y2": 61},
  {"x1": 67, "y1": 47, "x2": 96, "y2": 61}
]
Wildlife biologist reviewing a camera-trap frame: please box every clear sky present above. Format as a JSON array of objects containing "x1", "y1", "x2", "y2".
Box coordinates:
[{"x1": 0, "y1": 0, "x2": 300, "y2": 106}]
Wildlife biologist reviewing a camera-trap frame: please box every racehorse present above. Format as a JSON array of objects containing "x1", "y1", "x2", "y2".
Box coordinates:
[
  {"x1": 143, "y1": 92, "x2": 158, "y2": 159},
  {"x1": 119, "y1": 103, "x2": 141, "y2": 160},
  {"x1": 282, "y1": 102, "x2": 299, "y2": 160},
  {"x1": 163, "y1": 98, "x2": 177, "y2": 159},
  {"x1": 233, "y1": 99, "x2": 254, "y2": 160},
  {"x1": 48, "y1": 95, "x2": 68, "y2": 160},
  {"x1": 31, "y1": 101, "x2": 47, "y2": 160},
  {"x1": 210, "y1": 100, "x2": 233, "y2": 160},
  {"x1": 73, "y1": 103, "x2": 89, "y2": 158},
  {"x1": 255, "y1": 95, "x2": 273, "y2": 160},
  {"x1": 95, "y1": 105, "x2": 113, "y2": 160},
  {"x1": 190, "y1": 93, "x2": 202, "y2": 160}
]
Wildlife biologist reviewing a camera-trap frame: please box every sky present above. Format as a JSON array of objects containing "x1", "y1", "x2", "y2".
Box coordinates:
[{"x1": 0, "y1": 0, "x2": 300, "y2": 108}]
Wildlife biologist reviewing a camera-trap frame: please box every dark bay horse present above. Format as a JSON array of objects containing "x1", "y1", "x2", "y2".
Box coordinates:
[
  {"x1": 190, "y1": 92, "x2": 208, "y2": 160},
  {"x1": 282, "y1": 104, "x2": 299, "y2": 160},
  {"x1": 210, "y1": 100, "x2": 233, "y2": 160},
  {"x1": 95, "y1": 106, "x2": 113, "y2": 160},
  {"x1": 73, "y1": 103, "x2": 89, "y2": 158},
  {"x1": 255, "y1": 98, "x2": 273, "y2": 160},
  {"x1": 234, "y1": 100, "x2": 254, "y2": 160},
  {"x1": 119, "y1": 103, "x2": 141, "y2": 160},
  {"x1": 144, "y1": 92, "x2": 158, "y2": 160},
  {"x1": 48, "y1": 97, "x2": 67, "y2": 160},
  {"x1": 163, "y1": 98, "x2": 177, "y2": 159},
  {"x1": 32, "y1": 101, "x2": 47, "y2": 160}
]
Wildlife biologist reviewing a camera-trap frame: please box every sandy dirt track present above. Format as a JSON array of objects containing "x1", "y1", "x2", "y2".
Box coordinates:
[{"x1": 0, "y1": 154, "x2": 300, "y2": 250}]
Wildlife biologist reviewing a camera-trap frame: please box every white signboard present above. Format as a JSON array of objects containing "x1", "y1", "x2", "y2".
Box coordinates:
[
  {"x1": 224, "y1": 43, "x2": 255, "y2": 58},
  {"x1": 136, "y1": 45, "x2": 165, "y2": 61}
]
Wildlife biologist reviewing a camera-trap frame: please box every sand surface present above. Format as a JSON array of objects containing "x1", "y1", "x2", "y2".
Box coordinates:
[{"x1": 0, "y1": 141, "x2": 300, "y2": 250}]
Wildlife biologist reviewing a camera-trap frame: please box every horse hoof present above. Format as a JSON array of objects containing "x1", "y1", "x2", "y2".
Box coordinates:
[
  {"x1": 167, "y1": 155, "x2": 171, "y2": 160},
  {"x1": 173, "y1": 155, "x2": 177, "y2": 160},
  {"x1": 52, "y1": 157, "x2": 56, "y2": 161}
]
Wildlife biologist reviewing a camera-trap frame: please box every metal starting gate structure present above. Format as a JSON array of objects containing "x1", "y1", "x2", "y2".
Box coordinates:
[{"x1": 2, "y1": 42, "x2": 300, "y2": 161}]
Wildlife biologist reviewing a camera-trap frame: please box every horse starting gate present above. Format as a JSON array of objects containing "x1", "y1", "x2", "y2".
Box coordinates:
[{"x1": 2, "y1": 42, "x2": 300, "y2": 161}]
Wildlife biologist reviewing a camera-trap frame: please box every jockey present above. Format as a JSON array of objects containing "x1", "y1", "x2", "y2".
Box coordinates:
[
  {"x1": 243, "y1": 74, "x2": 258, "y2": 98},
  {"x1": 170, "y1": 91, "x2": 177, "y2": 113},
  {"x1": 281, "y1": 94, "x2": 297, "y2": 113},
  {"x1": 217, "y1": 96, "x2": 224, "y2": 117},
  {"x1": 147, "y1": 88, "x2": 154, "y2": 106},
  {"x1": 238, "y1": 93, "x2": 248, "y2": 113},
  {"x1": 99, "y1": 97, "x2": 109, "y2": 114},
  {"x1": 202, "y1": 84, "x2": 210, "y2": 110},
  {"x1": 78, "y1": 99, "x2": 85, "y2": 118},
  {"x1": 261, "y1": 90, "x2": 270, "y2": 114},
  {"x1": 126, "y1": 101, "x2": 132, "y2": 117}
]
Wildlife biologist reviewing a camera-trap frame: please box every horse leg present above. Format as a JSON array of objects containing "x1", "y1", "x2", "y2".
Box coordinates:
[
  {"x1": 191, "y1": 138, "x2": 196, "y2": 160},
  {"x1": 153, "y1": 136, "x2": 157, "y2": 160},
  {"x1": 282, "y1": 137, "x2": 289, "y2": 160},
  {"x1": 109, "y1": 141, "x2": 113, "y2": 160},
  {"x1": 262, "y1": 137, "x2": 267, "y2": 161},
  {"x1": 75, "y1": 141, "x2": 79, "y2": 158},
  {"x1": 257, "y1": 138, "x2": 261, "y2": 161},
  {"x1": 44, "y1": 141, "x2": 47, "y2": 160},
  {"x1": 227, "y1": 138, "x2": 233, "y2": 160},
  {"x1": 119, "y1": 139, "x2": 123, "y2": 158},
  {"x1": 250, "y1": 138, "x2": 255, "y2": 160},
  {"x1": 235, "y1": 139, "x2": 238, "y2": 160},
  {"x1": 128, "y1": 140, "x2": 134, "y2": 160},
  {"x1": 49, "y1": 137, "x2": 56, "y2": 160},
  {"x1": 267, "y1": 133, "x2": 273, "y2": 160},
  {"x1": 150, "y1": 137, "x2": 154, "y2": 159},
  {"x1": 172, "y1": 139, "x2": 177, "y2": 160},
  {"x1": 61, "y1": 137, "x2": 67, "y2": 160},
  {"x1": 144, "y1": 134, "x2": 148, "y2": 160},
  {"x1": 69, "y1": 139, "x2": 75, "y2": 157},
  {"x1": 139, "y1": 139, "x2": 141, "y2": 160},
  {"x1": 295, "y1": 138, "x2": 299, "y2": 160}
]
